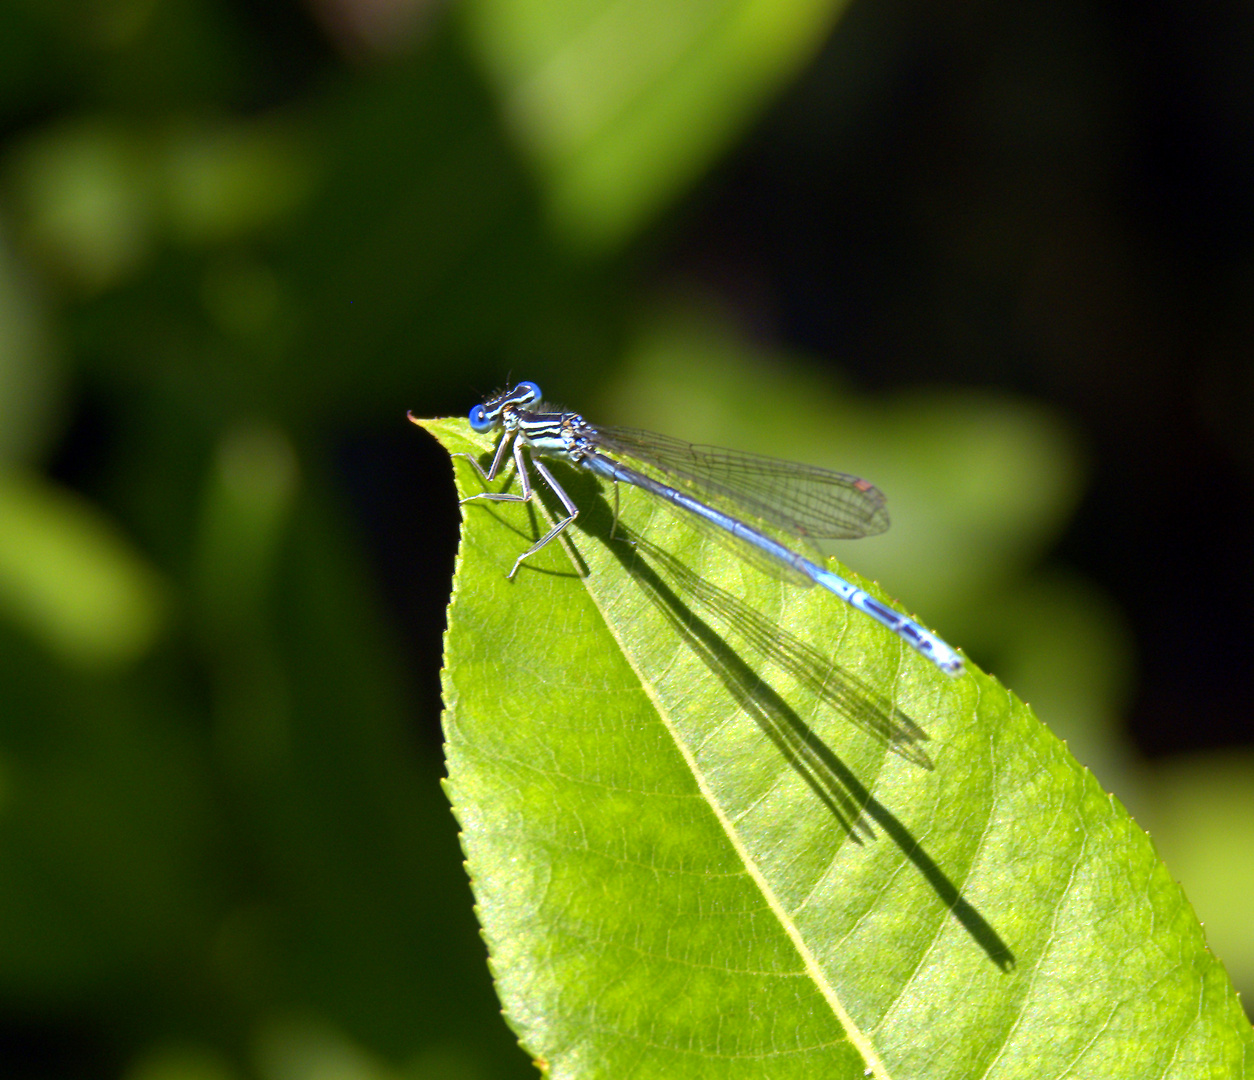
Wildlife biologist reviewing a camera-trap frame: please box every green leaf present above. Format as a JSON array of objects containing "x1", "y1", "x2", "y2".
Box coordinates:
[
  {"x1": 0, "y1": 466, "x2": 167, "y2": 669},
  {"x1": 419, "y1": 415, "x2": 1252, "y2": 1079},
  {"x1": 1141, "y1": 751, "x2": 1254, "y2": 1000},
  {"x1": 461, "y1": 0, "x2": 854, "y2": 251}
]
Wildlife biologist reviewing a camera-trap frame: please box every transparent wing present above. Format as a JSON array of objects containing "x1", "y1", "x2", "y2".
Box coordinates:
[{"x1": 593, "y1": 426, "x2": 889, "y2": 541}]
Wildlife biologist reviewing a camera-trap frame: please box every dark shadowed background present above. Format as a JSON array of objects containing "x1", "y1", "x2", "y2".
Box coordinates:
[{"x1": 0, "y1": 0, "x2": 1251, "y2": 1076}]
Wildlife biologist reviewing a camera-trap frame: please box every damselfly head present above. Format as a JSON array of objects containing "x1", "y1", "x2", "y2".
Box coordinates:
[{"x1": 469, "y1": 381, "x2": 544, "y2": 432}]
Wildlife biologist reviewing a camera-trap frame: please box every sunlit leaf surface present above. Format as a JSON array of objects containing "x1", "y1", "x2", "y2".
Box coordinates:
[{"x1": 421, "y1": 416, "x2": 1251, "y2": 1079}]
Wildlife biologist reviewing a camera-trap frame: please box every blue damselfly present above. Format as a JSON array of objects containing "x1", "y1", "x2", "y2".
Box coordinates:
[{"x1": 428, "y1": 381, "x2": 963, "y2": 676}]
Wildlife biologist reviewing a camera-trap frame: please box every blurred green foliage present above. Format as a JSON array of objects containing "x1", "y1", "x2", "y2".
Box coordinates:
[{"x1": 0, "y1": 0, "x2": 1249, "y2": 1077}]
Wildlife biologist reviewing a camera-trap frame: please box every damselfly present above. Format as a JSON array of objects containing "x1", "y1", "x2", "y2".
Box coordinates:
[{"x1": 427, "y1": 381, "x2": 963, "y2": 676}]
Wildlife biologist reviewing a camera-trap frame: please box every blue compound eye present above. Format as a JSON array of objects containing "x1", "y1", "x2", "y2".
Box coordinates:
[
  {"x1": 468, "y1": 403, "x2": 492, "y2": 432},
  {"x1": 516, "y1": 381, "x2": 541, "y2": 403}
]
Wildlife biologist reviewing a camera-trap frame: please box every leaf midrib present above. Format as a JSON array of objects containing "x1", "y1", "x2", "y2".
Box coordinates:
[{"x1": 578, "y1": 532, "x2": 891, "y2": 1079}]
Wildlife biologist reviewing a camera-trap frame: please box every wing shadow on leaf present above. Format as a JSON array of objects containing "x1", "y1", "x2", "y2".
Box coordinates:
[
  {"x1": 547, "y1": 469, "x2": 1016, "y2": 972},
  {"x1": 615, "y1": 534, "x2": 1015, "y2": 970},
  {"x1": 623, "y1": 529, "x2": 935, "y2": 771}
]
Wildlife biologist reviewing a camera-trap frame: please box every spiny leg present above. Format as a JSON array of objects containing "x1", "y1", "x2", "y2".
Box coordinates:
[
  {"x1": 452, "y1": 429, "x2": 519, "y2": 498},
  {"x1": 455, "y1": 435, "x2": 581, "y2": 578},
  {"x1": 503, "y1": 457, "x2": 579, "y2": 578}
]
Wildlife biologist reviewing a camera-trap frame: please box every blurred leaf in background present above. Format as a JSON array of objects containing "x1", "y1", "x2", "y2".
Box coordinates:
[
  {"x1": 462, "y1": 0, "x2": 855, "y2": 249},
  {"x1": 0, "y1": 0, "x2": 1251, "y2": 1076}
]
